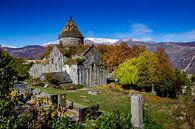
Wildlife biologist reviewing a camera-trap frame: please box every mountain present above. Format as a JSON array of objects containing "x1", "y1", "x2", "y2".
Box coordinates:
[
  {"x1": 146, "y1": 42, "x2": 195, "y2": 74},
  {"x1": 85, "y1": 38, "x2": 119, "y2": 44},
  {"x1": 1, "y1": 39, "x2": 195, "y2": 74},
  {"x1": 1, "y1": 45, "x2": 45, "y2": 59}
]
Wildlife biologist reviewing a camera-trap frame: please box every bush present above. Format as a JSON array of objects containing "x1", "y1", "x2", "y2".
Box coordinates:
[
  {"x1": 86, "y1": 110, "x2": 132, "y2": 129},
  {"x1": 144, "y1": 108, "x2": 162, "y2": 129},
  {"x1": 52, "y1": 116, "x2": 83, "y2": 129}
]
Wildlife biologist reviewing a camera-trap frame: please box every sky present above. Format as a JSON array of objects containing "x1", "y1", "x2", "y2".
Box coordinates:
[{"x1": 0, "y1": 0, "x2": 195, "y2": 47}]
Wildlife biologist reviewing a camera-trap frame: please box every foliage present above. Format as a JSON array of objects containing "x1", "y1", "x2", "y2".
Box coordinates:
[
  {"x1": 8, "y1": 57, "x2": 31, "y2": 80},
  {"x1": 116, "y1": 58, "x2": 140, "y2": 85},
  {"x1": 97, "y1": 43, "x2": 146, "y2": 71},
  {"x1": 137, "y1": 51, "x2": 158, "y2": 88},
  {"x1": 144, "y1": 108, "x2": 162, "y2": 129},
  {"x1": 116, "y1": 51, "x2": 158, "y2": 89},
  {"x1": 43, "y1": 43, "x2": 90, "y2": 59},
  {"x1": 65, "y1": 57, "x2": 84, "y2": 64},
  {"x1": 174, "y1": 69, "x2": 190, "y2": 95},
  {"x1": 173, "y1": 96, "x2": 195, "y2": 128},
  {"x1": 155, "y1": 47, "x2": 175, "y2": 97},
  {"x1": 86, "y1": 109, "x2": 132, "y2": 129},
  {"x1": 52, "y1": 116, "x2": 83, "y2": 129},
  {"x1": 41, "y1": 45, "x2": 53, "y2": 59},
  {"x1": 24, "y1": 104, "x2": 58, "y2": 129},
  {"x1": 191, "y1": 74, "x2": 195, "y2": 83},
  {"x1": 0, "y1": 49, "x2": 28, "y2": 128}
]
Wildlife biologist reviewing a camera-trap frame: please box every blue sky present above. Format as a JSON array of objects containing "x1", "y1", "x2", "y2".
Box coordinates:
[{"x1": 0, "y1": 0, "x2": 195, "y2": 47}]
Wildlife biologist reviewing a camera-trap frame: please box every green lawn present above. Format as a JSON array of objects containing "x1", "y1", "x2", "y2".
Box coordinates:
[
  {"x1": 66, "y1": 90, "x2": 130, "y2": 112},
  {"x1": 30, "y1": 86, "x2": 66, "y2": 95},
  {"x1": 30, "y1": 85, "x2": 179, "y2": 129}
]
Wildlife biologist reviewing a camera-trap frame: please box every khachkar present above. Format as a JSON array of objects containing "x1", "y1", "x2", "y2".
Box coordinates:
[{"x1": 131, "y1": 94, "x2": 144, "y2": 129}]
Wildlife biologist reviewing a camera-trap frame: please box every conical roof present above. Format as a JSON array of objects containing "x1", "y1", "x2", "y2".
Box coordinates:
[{"x1": 59, "y1": 17, "x2": 84, "y2": 39}]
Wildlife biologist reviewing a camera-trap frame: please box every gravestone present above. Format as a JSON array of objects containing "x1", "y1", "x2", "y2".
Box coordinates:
[
  {"x1": 79, "y1": 104, "x2": 99, "y2": 123},
  {"x1": 131, "y1": 94, "x2": 144, "y2": 129},
  {"x1": 58, "y1": 94, "x2": 66, "y2": 108},
  {"x1": 49, "y1": 94, "x2": 58, "y2": 105},
  {"x1": 88, "y1": 90, "x2": 101, "y2": 95}
]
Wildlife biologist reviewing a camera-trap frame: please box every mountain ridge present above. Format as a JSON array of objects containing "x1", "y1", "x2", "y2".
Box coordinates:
[{"x1": 1, "y1": 38, "x2": 195, "y2": 74}]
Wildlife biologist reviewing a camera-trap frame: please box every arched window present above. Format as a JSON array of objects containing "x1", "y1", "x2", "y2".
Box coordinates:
[{"x1": 92, "y1": 62, "x2": 95, "y2": 71}]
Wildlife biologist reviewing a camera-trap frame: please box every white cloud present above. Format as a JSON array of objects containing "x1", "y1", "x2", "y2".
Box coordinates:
[
  {"x1": 0, "y1": 44, "x2": 17, "y2": 48},
  {"x1": 113, "y1": 23, "x2": 154, "y2": 41},
  {"x1": 130, "y1": 23, "x2": 153, "y2": 36},
  {"x1": 161, "y1": 30, "x2": 195, "y2": 42}
]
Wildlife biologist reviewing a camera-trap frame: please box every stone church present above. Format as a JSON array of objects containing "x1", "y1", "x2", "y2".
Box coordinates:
[{"x1": 29, "y1": 17, "x2": 107, "y2": 86}]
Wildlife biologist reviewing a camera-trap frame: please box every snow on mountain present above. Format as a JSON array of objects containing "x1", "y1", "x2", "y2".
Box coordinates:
[
  {"x1": 42, "y1": 40, "x2": 59, "y2": 46},
  {"x1": 0, "y1": 44, "x2": 17, "y2": 48},
  {"x1": 85, "y1": 38, "x2": 119, "y2": 44}
]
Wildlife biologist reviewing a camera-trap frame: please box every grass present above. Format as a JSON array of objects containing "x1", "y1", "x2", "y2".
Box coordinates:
[
  {"x1": 66, "y1": 90, "x2": 130, "y2": 112},
  {"x1": 30, "y1": 86, "x2": 66, "y2": 95},
  {"x1": 30, "y1": 83, "x2": 179, "y2": 128}
]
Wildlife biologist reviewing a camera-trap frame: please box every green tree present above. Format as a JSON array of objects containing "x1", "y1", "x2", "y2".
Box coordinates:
[
  {"x1": 116, "y1": 51, "x2": 158, "y2": 90},
  {"x1": 116, "y1": 58, "x2": 140, "y2": 85},
  {"x1": 174, "y1": 69, "x2": 190, "y2": 95},
  {"x1": 8, "y1": 57, "x2": 30, "y2": 80},
  {"x1": 0, "y1": 49, "x2": 28, "y2": 128},
  {"x1": 137, "y1": 51, "x2": 158, "y2": 89},
  {"x1": 155, "y1": 47, "x2": 175, "y2": 97}
]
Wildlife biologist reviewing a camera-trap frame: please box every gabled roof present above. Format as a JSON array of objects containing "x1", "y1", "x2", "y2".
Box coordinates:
[
  {"x1": 82, "y1": 44, "x2": 96, "y2": 56},
  {"x1": 41, "y1": 72, "x2": 72, "y2": 84},
  {"x1": 59, "y1": 17, "x2": 84, "y2": 39}
]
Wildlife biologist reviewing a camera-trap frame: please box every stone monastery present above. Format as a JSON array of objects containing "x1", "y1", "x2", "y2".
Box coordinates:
[{"x1": 29, "y1": 17, "x2": 107, "y2": 86}]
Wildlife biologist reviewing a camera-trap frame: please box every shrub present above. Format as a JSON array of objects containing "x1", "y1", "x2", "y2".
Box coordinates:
[
  {"x1": 144, "y1": 108, "x2": 162, "y2": 129},
  {"x1": 52, "y1": 116, "x2": 83, "y2": 129}
]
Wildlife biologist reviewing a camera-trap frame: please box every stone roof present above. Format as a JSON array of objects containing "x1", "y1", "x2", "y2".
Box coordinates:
[
  {"x1": 59, "y1": 17, "x2": 84, "y2": 39},
  {"x1": 41, "y1": 72, "x2": 72, "y2": 84}
]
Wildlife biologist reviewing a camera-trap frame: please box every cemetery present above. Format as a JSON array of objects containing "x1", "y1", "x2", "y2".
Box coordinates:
[{"x1": 13, "y1": 81, "x2": 190, "y2": 128}]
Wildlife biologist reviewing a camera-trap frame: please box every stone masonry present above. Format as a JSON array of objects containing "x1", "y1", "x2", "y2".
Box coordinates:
[{"x1": 29, "y1": 17, "x2": 107, "y2": 86}]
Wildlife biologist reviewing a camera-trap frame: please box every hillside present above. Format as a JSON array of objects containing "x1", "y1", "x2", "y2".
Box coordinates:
[
  {"x1": 1, "y1": 45, "x2": 45, "y2": 59},
  {"x1": 1, "y1": 40, "x2": 195, "y2": 73}
]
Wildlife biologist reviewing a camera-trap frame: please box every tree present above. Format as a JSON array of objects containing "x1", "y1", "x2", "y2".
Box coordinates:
[
  {"x1": 116, "y1": 58, "x2": 140, "y2": 85},
  {"x1": 8, "y1": 57, "x2": 31, "y2": 81},
  {"x1": 137, "y1": 51, "x2": 158, "y2": 89},
  {"x1": 155, "y1": 47, "x2": 175, "y2": 97},
  {"x1": 0, "y1": 49, "x2": 28, "y2": 128},
  {"x1": 116, "y1": 51, "x2": 158, "y2": 90},
  {"x1": 174, "y1": 69, "x2": 190, "y2": 95},
  {"x1": 104, "y1": 42, "x2": 133, "y2": 71},
  {"x1": 97, "y1": 43, "x2": 146, "y2": 72}
]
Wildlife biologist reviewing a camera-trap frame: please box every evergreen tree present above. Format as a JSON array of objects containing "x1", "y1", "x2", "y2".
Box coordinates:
[{"x1": 0, "y1": 49, "x2": 28, "y2": 128}]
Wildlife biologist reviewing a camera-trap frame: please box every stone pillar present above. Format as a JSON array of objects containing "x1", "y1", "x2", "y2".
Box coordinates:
[
  {"x1": 89, "y1": 67, "x2": 92, "y2": 86},
  {"x1": 97, "y1": 68, "x2": 99, "y2": 86},
  {"x1": 131, "y1": 94, "x2": 144, "y2": 129},
  {"x1": 79, "y1": 70, "x2": 82, "y2": 84},
  {"x1": 86, "y1": 69, "x2": 89, "y2": 86},
  {"x1": 81, "y1": 69, "x2": 84, "y2": 84},
  {"x1": 58, "y1": 94, "x2": 66, "y2": 109}
]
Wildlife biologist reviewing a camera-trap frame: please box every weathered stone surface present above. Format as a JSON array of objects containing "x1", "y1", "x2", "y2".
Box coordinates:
[
  {"x1": 58, "y1": 94, "x2": 66, "y2": 108},
  {"x1": 29, "y1": 18, "x2": 107, "y2": 87},
  {"x1": 131, "y1": 94, "x2": 144, "y2": 129},
  {"x1": 59, "y1": 37, "x2": 83, "y2": 47}
]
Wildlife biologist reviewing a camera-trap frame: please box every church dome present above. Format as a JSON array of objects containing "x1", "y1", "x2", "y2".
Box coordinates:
[{"x1": 59, "y1": 17, "x2": 84, "y2": 39}]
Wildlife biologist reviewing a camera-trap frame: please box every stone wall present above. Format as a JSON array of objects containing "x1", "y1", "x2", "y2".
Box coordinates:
[
  {"x1": 48, "y1": 46, "x2": 65, "y2": 72},
  {"x1": 59, "y1": 37, "x2": 83, "y2": 46},
  {"x1": 29, "y1": 64, "x2": 45, "y2": 79},
  {"x1": 78, "y1": 45, "x2": 107, "y2": 86},
  {"x1": 64, "y1": 64, "x2": 79, "y2": 84},
  {"x1": 78, "y1": 66, "x2": 107, "y2": 86}
]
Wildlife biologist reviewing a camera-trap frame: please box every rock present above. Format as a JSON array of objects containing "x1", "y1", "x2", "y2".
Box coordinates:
[{"x1": 32, "y1": 89, "x2": 41, "y2": 95}]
